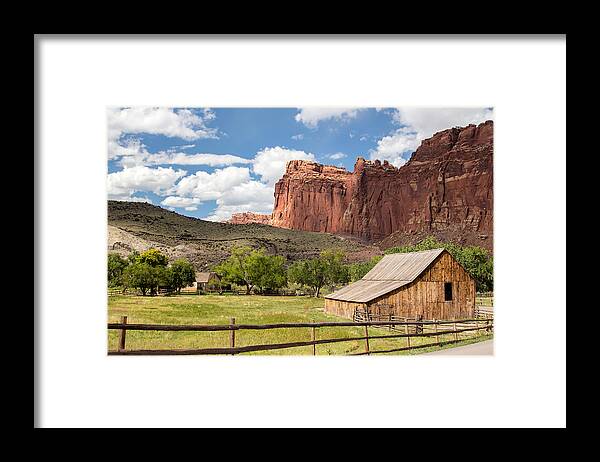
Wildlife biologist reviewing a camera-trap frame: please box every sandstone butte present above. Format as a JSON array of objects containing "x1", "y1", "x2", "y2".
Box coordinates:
[
  {"x1": 226, "y1": 211, "x2": 273, "y2": 225},
  {"x1": 231, "y1": 120, "x2": 493, "y2": 248}
]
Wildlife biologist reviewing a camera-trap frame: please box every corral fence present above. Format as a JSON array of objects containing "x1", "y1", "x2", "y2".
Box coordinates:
[
  {"x1": 108, "y1": 315, "x2": 493, "y2": 356},
  {"x1": 353, "y1": 307, "x2": 494, "y2": 332},
  {"x1": 476, "y1": 292, "x2": 494, "y2": 298},
  {"x1": 225, "y1": 289, "x2": 311, "y2": 296},
  {"x1": 474, "y1": 305, "x2": 494, "y2": 319},
  {"x1": 354, "y1": 306, "x2": 494, "y2": 322},
  {"x1": 108, "y1": 287, "x2": 209, "y2": 297}
]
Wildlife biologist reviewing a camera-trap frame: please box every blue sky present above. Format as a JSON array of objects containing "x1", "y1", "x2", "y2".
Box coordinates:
[{"x1": 107, "y1": 107, "x2": 493, "y2": 221}]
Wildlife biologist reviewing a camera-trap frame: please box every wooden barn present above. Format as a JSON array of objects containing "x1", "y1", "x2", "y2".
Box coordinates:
[{"x1": 324, "y1": 248, "x2": 475, "y2": 320}]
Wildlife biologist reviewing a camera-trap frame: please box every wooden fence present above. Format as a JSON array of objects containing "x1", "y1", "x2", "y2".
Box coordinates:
[
  {"x1": 474, "y1": 305, "x2": 494, "y2": 319},
  {"x1": 108, "y1": 316, "x2": 493, "y2": 356},
  {"x1": 476, "y1": 292, "x2": 494, "y2": 298},
  {"x1": 108, "y1": 287, "x2": 138, "y2": 297}
]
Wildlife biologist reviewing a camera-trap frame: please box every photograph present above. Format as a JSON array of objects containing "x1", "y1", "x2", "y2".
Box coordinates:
[{"x1": 106, "y1": 107, "x2": 494, "y2": 356}]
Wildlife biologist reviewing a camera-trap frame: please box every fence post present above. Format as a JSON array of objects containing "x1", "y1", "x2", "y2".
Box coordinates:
[
  {"x1": 311, "y1": 326, "x2": 316, "y2": 356},
  {"x1": 453, "y1": 322, "x2": 458, "y2": 342},
  {"x1": 364, "y1": 325, "x2": 370, "y2": 355},
  {"x1": 434, "y1": 319, "x2": 439, "y2": 345},
  {"x1": 118, "y1": 316, "x2": 127, "y2": 352},
  {"x1": 405, "y1": 321, "x2": 411, "y2": 349},
  {"x1": 388, "y1": 313, "x2": 392, "y2": 331},
  {"x1": 230, "y1": 317, "x2": 236, "y2": 355}
]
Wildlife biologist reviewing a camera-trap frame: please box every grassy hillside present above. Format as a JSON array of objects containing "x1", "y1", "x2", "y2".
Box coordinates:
[{"x1": 108, "y1": 201, "x2": 380, "y2": 271}]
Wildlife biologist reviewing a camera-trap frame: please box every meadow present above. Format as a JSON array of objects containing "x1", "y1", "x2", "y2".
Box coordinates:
[{"x1": 108, "y1": 294, "x2": 492, "y2": 355}]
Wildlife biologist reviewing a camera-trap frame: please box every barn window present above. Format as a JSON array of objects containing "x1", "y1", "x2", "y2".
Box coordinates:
[{"x1": 444, "y1": 282, "x2": 453, "y2": 301}]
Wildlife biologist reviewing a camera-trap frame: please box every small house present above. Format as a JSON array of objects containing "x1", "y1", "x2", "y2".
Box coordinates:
[
  {"x1": 196, "y1": 272, "x2": 221, "y2": 292},
  {"x1": 324, "y1": 248, "x2": 475, "y2": 320}
]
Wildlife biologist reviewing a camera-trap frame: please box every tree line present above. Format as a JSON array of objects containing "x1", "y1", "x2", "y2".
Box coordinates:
[
  {"x1": 214, "y1": 246, "x2": 349, "y2": 297},
  {"x1": 108, "y1": 249, "x2": 196, "y2": 295},
  {"x1": 108, "y1": 237, "x2": 493, "y2": 296}
]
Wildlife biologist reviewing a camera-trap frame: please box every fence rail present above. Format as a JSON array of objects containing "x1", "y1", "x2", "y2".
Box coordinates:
[
  {"x1": 108, "y1": 316, "x2": 493, "y2": 356},
  {"x1": 474, "y1": 305, "x2": 494, "y2": 319},
  {"x1": 476, "y1": 292, "x2": 494, "y2": 298}
]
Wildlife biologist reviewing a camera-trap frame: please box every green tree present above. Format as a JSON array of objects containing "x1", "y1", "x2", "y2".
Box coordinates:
[
  {"x1": 136, "y1": 248, "x2": 168, "y2": 267},
  {"x1": 213, "y1": 245, "x2": 256, "y2": 294},
  {"x1": 107, "y1": 253, "x2": 129, "y2": 287},
  {"x1": 384, "y1": 236, "x2": 493, "y2": 292},
  {"x1": 288, "y1": 250, "x2": 349, "y2": 297},
  {"x1": 122, "y1": 262, "x2": 165, "y2": 296},
  {"x1": 166, "y1": 259, "x2": 196, "y2": 293},
  {"x1": 347, "y1": 255, "x2": 383, "y2": 282},
  {"x1": 247, "y1": 251, "x2": 287, "y2": 294},
  {"x1": 321, "y1": 250, "x2": 350, "y2": 290},
  {"x1": 215, "y1": 246, "x2": 289, "y2": 295},
  {"x1": 127, "y1": 250, "x2": 140, "y2": 265},
  {"x1": 288, "y1": 259, "x2": 321, "y2": 297}
]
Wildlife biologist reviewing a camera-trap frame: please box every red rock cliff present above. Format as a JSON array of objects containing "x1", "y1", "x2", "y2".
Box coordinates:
[
  {"x1": 227, "y1": 212, "x2": 273, "y2": 225},
  {"x1": 271, "y1": 120, "x2": 493, "y2": 244}
]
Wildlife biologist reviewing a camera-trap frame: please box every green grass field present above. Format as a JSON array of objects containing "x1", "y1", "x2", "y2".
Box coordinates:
[{"x1": 108, "y1": 294, "x2": 492, "y2": 355}]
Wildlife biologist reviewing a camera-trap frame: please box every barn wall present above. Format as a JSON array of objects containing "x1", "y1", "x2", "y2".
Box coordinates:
[
  {"x1": 324, "y1": 299, "x2": 366, "y2": 319},
  {"x1": 367, "y1": 252, "x2": 475, "y2": 320}
]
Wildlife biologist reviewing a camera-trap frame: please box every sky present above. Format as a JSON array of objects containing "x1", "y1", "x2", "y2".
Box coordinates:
[{"x1": 107, "y1": 107, "x2": 493, "y2": 221}]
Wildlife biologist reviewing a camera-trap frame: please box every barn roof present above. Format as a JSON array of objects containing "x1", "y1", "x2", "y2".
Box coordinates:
[
  {"x1": 325, "y1": 248, "x2": 446, "y2": 303},
  {"x1": 196, "y1": 272, "x2": 218, "y2": 283}
]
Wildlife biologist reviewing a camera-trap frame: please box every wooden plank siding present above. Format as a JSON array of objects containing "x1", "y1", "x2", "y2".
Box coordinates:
[
  {"x1": 324, "y1": 300, "x2": 367, "y2": 319},
  {"x1": 325, "y1": 251, "x2": 475, "y2": 320}
]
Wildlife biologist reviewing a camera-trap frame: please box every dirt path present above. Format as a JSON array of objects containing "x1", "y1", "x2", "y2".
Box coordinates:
[{"x1": 425, "y1": 340, "x2": 493, "y2": 355}]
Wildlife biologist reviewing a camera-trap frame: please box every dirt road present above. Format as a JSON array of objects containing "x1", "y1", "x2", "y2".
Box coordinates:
[{"x1": 426, "y1": 340, "x2": 493, "y2": 355}]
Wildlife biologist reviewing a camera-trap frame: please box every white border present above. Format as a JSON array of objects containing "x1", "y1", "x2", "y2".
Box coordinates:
[{"x1": 37, "y1": 36, "x2": 566, "y2": 428}]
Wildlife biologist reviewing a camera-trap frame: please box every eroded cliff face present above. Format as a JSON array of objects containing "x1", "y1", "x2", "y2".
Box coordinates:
[
  {"x1": 271, "y1": 120, "x2": 493, "y2": 246},
  {"x1": 227, "y1": 212, "x2": 273, "y2": 225}
]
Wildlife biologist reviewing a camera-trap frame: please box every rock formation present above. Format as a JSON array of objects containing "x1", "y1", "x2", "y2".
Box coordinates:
[
  {"x1": 270, "y1": 120, "x2": 493, "y2": 247},
  {"x1": 227, "y1": 212, "x2": 273, "y2": 225}
]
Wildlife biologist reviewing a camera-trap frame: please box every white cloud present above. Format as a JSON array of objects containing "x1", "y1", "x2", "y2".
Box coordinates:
[
  {"x1": 328, "y1": 152, "x2": 347, "y2": 160},
  {"x1": 171, "y1": 166, "x2": 251, "y2": 201},
  {"x1": 184, "y1": 206, "x2": 198, "y2": 211},
  {"x1": 202, "y1": 108, "x2": 216, "y2": 121},
  {"x1": 369, "y1": 127, "x2": 420, "y2": 168},
  {"x1": 205, "y1": 181, "x2": 274, "y2": 222},
  {"x1": 253, "y1": 146, "x2": 315, "y2": 186},
  {"x1": 392, "y1": 107, "x2": 493, "y2": 138},
  {"x1": 144, "y1": 152, "x2": 252, "y2": 167},
  {"x1": 295, "y1": 108, "x2": 361, "y2": 128},
  {"x1": 107, "y1": 107, "x2": 218, "y2": 159},
  {"x1": 107, "y1": 166, "x2": 187, "y2": 197},
  {"x1": 359, "y1": 136, "x2": 368, "y2": 141},
  {"x1": 370, "y1": 107, "x2": 494, "y2": 168},
  {"x1": 108, "y1": 137, "x2": 150, "y2": 161},
  {"x1": 291, "y1": 134, "x2": 304, "y2": 140},
  {"x1": 108, "y1": 195, "x2": 153, "y2": 204},
  {"x1": 160, "y1": 196, "x2": 202, "y2": 209},
  {"x1": 108, "y1": 107, "x2": 217, "y2": 141},
  {"x1": 164, "y1": 146, "x2": 314, "y2": 220}
]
